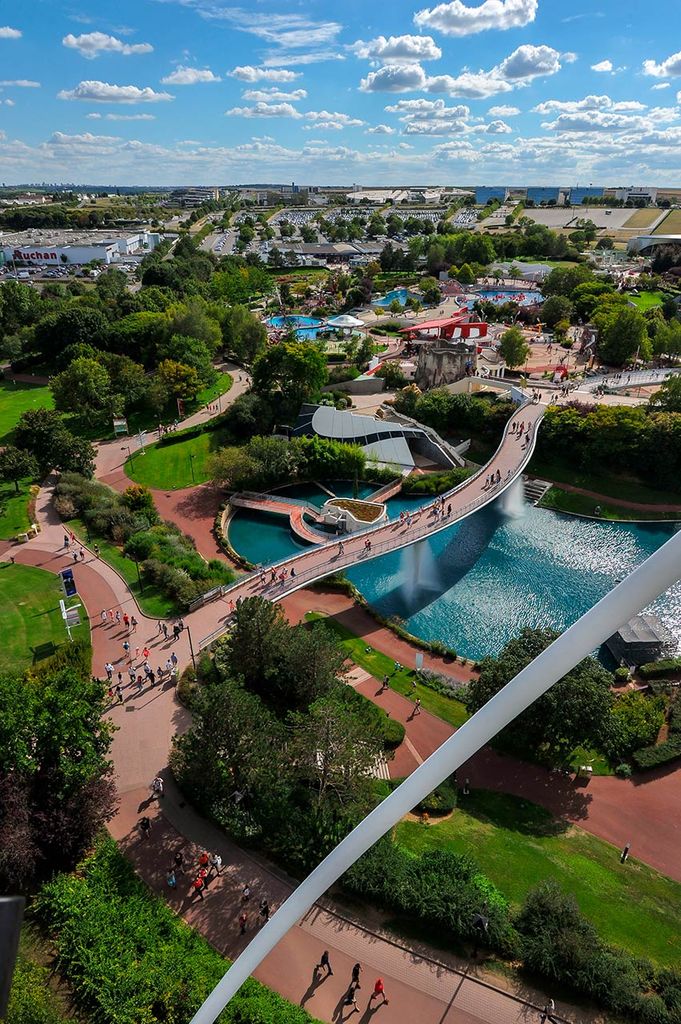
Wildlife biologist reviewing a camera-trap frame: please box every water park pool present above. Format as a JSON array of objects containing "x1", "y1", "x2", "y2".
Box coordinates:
[
  {"x1": 267, "y1": 315, "x2": 324, "y2": 339},
  {"x1": 466, "y1": 289, "x2": 544, "y2": 308},
  {"x1": 228, "y1": 496, "x2": 681, "y2": 662},
  {"x1": 374, "y1": 288, "x2": 420, "y2": 307}
]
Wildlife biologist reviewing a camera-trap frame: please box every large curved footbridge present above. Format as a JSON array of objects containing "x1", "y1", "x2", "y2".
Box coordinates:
[{"x1": 199, "y1": 399, "x2": 546, "y2": 649}]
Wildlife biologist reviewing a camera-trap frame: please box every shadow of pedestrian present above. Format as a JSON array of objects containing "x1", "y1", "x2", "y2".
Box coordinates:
[{"x1": 300, "y1": 968, "x2": 326, "y2": 1007}]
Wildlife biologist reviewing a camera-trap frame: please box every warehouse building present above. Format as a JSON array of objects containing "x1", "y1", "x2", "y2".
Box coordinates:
[{"x1": 0, "y1": 229, "x2": 162, "y2": 266}]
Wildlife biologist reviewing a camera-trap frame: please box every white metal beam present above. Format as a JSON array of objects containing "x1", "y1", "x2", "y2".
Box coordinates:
[{"x1": 189, "y1": 527, "x2": 681, "y2": 1024}]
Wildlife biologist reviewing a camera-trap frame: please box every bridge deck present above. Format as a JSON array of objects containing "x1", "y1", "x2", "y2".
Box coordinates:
[{"x1": 202, "y1": 402, "x2": 545, "y2": 649}]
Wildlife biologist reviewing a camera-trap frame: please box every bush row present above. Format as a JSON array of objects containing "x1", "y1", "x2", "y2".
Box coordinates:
[
  {"x1": 640, "y1": 657, "x2": 681, "y2": 679},
  {"x1": 35, "y1": 838, "x2": 321, "y2": 1024},
  {"x1": 401, "y1": 467, "x2": 474, "y2": 496},
  {"x1": 633, "y1": 735, "x2": 681, "y2": 770}
]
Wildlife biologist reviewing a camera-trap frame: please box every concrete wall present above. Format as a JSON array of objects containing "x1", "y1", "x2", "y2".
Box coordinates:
[{"x1": 322, "y1": 376, "x2": 385, "y2": 395}]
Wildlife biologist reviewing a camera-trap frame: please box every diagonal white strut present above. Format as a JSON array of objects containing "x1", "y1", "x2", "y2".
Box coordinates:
[{"x1": 189, "y1": 527, "x2": 681, "y2": 1024}]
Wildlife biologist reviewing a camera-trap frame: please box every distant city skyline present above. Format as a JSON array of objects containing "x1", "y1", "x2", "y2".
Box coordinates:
[{"x1": 0, "y1": 0, "x2": 680, "y2": 185}]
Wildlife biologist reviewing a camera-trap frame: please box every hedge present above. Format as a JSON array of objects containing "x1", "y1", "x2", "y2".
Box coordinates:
[
  {"x1": 35, "y1": 837, "x2": 322, "y2": 1024},
  {"x1": 157, "y1": 410, "x2": 231, "y2": 447},
  {"x1": 29, "y1": 637, "x2": 91, "y2": 682},
  {"x1": 401, "y1": 467, "x2": 474, "y2": 496},
  {"x1": 6, "y1": 950, "x2": 68, "y2": 1024},
  {"x1": 639, "y1": 658, "x2": 681, "y2": 679},
  {"x1": 633, "y1": 735, "x2": 681, "y2": 770},
  {"x1": 418, "y1": 778, "x2": 458, "y2": 815}
]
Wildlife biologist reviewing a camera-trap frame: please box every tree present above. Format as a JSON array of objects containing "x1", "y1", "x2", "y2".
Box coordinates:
[
  {"x1": 156, "y1": 359, "x2": 200, "y2": 400},
  {"x1": 376, "y1": 361, "x2": 407, "y2": 389},
  {"x1": 98, "y1": 352, "x2": 148, "y2": 412},
  {"x1": 541, "y1": 264, "x2": 594, "y2": 298},
  {"x1": 649, "y1": 373, "x2": 681, "y2": 412},
  {"x1": 290, "y1": 690, "x2": 383, "y2": 809},
  {"x1": 0, "y1": 446, "x2": 37, "y2": 491},
  {"x1": 166, "y1": 298, "x2": 222, "y2": 354},
  {"x1": 95, "y1": 267, "x2": 127, "y2": 302},
  {"x1": 541, "y1": 295, "x2": 573, "y2": 329},
  {"x1": 208, "y1": 446, "x2": 262, "y2": 489},
  {"x1": 223, "y1": 305, "x2": 267, "y2": 364},
  {"x1": 0, "y1": 664, "x2": 116, "y2": 888},
  {"x1": 50, "y1": 357, "x2": 112, "y2": 423},
  {"x1": 252, "y1": 340, "x2": 328, "y2": 412},
  {"x1": 457, "y1": 262, "x2": 475, "y2": 285},
  {"x1": 14, "y1": 408, "x2": 95, "y2": 477},
  {"x1": 466, "y1": 628, "x2": 614, "y2": 766},
  {"x1": 596, "y1": 306, "x2": 650, "y2": 367},
  {"x1": 158, "y1": 334, "x2": 217, "y2": 386},
  {"x1": 498, "y1": 326, "x2": 531, "y2": 369},
  {"x1": 34, "y1": 306, "x2": 109, "y2": 363}
]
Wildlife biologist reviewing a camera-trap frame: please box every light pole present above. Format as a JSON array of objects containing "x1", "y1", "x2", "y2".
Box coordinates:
[
  {"x1": 189, "y1": 452, "x2": 196, "y2": 484},
  {"x1": 121, "y1": 444, "x2": 134, "y2": 465},
  {"x1": 186, "y1": 624, "x2": 197, "y2": 670}
]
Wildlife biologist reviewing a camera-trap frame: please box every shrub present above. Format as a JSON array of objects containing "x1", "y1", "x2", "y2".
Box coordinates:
[
  {"x1": 615, "y1": 762, "x2": 633, "y2": 778},
  {"x1": 668, "y1": 701, "x2": 681, "y2": 735},
  {"x1": 605, "y1": 691, "x2": 665, "y2": 762},
  {"x1": 402, "y1": 468, "x2": 473, "y2": 496},
  {"x1": 328, "y1": 365, "x2": 360, "y2": 385},
  {"x1": 5, "y1": 950, "x2": 68, "y2": 1024},
  {"x1": 633, "y1": 736, "x2": 681, "y2": 770},
  {"x1": 639, "y1": 658, "x2": 681, "y2": 679},
  {"x1": 614, "y1": 666, "x2": 630, "y2": 682},
  {"x1": 382, "y1": 715, "x2": 406, "y2": 749},
  {"x1": 418, "y1": 777, "x2": 458, "y2": 815},
  {"x1": 30, "y1": 638, "x2": 91, "y2": 682}
]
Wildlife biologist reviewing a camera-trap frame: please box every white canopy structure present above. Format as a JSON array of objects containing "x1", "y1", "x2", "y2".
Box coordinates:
[{"x1": 326, "y1": 314, "x2": 365, "y2": 329}]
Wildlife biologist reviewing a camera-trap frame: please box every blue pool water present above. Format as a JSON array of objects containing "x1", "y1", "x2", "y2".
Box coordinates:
[
  {"x1": 374, "y1": 288, "x2": 420, "y2": 308},
  {"x1": 229, "y1": 498, "x2": 681, "y2": 661},
  {"x1": 466, "y1": 289, "x2": 544, "y2": 308},
  {"x1": 267, "y1": 314, "x2": 325, "y2": 339}
]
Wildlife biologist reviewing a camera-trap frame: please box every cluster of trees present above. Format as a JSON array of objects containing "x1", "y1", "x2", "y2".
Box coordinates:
[
  {"x1": 172, "y1": 598, "x2": 393, "y2": 871},
  {"x1": 394, "y1": 387, "x2": 515, "y2": 443},
  {"x1": 468, "y1": 629, "x2": 667, "y2": 767},
  {"x1": 0, "y1": 408, "x2": 96, "y2": 497},
  {"x1": 537, "y1": 402, "x2": 681, "y2": 491},
  {"x1": 0, "y1": 643, "x2": 116, "y2": 891},
  {"x1": 209, "y1": 433, "x2": 367, "y2": 491}
]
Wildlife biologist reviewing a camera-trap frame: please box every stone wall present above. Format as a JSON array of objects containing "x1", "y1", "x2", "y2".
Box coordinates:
[{"x1": 416, "y1": 341, "x2": 477, "y2": 389}]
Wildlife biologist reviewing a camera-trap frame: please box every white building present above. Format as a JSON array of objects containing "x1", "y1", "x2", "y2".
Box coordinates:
[{"x1": 0, "y1": 230, "x2": 162, "y2": 266}]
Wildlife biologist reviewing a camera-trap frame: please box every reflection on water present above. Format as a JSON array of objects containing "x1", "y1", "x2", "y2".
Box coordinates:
[{"x1": 229, "y1": 497, "x2": 681, "y2": 662}]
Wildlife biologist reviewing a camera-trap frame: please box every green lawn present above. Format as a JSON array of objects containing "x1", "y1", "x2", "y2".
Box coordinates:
[
  {"x1": 0, "y1": 379, "x2": 53, "y2": 444},
  {"x1": 0, "y1": 479, "x2": 33, "y2": 539},
  {"x1": 124, "y1": 428, "x2": 227, "y2": 490},
  {"x1": 68, "y1": 517, "x2": 177, "y2": 618},
  {"x1": 539, "y1": 485, "x2": 681, "y2": 522},
  {"x1": 396, "y1": 789, "x2": 681, "y2": 967},
  {"x1": 528, "y1": 454, "x2": 681, "y2": 507},
  {"x1": 628, "y1": 290, "x2": 665, "y2": 311},
  {"x1": 305, "y1": 611, "x2": 469, "y2": 728},
  {"x1": 0, "y1": 562, "x2": 90, "y2": 673}
]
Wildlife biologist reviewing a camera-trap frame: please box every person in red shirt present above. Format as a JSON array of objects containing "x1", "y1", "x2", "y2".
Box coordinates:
[
  {"x1": 370, "y1": 978, "x2": 388, "y2": 1005},
  {"x1": 192, "y1": 876, "x2": 205, "y2": 901},
  {"x1": 198, "y1": 851, "x2": 210, "y2": 870}
]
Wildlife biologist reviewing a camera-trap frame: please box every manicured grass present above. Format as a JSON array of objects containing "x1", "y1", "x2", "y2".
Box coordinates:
[
  {"x1": 528, "y1": 453, "x2": 681, "y2": 507},
  {"x1": 628, "y1": 290, "x2": 665, "y2": 311},
  {"x1": 395, "y1": 789, "x2": 681, "y2": 967},
  {"x1": 0, "y1": 478, "x2": 33, "y2": 539},
  {"x1": 515, "y1": 257, "x2": 579, "y2": 269},
  {"x1": 124, "y1": 428, "x2": 227, "y2": 490},
  {"x1": 0, "y1": 379, "x2": 53, "y2": 444},
  {"x1": 305, "y1": 611, "x2": 470, "y2": 728},
  {"x1": 0, "y1": 562, "x2": 90, "y2": 674},
  {"x1": 68, "y1": 517, "x2": 177, "y2": 618},
  {"x1": 539, "y1": 485, "x2": 681, "y2": 522}
]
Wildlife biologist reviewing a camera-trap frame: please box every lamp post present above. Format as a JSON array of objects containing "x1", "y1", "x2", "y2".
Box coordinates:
[
  {"x1": 189, "y1": 452, "x2": 196, "y2": 484},
  {"x1": 121, "y1": 444, "x2": 134, "y2": 465},
  {"x1": 186, "y1": 624, "x2": 197, "y2": 670}
]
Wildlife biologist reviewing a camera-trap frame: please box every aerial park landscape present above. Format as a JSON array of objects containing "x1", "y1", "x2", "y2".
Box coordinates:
[{"x1": 4, "y1": 3, "x2": 681, "y2": 1023}]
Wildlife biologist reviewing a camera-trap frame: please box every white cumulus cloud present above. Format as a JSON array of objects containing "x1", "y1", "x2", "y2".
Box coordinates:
[
  {"x1": 642, "y1": 51, "x2": 681, "y2": 78},
  {"x1": 58, "y1": 80, "x2": 174, "y2": 103},
  {"x1": 62, "y1": 32, "x2": 153, "y2": 58},
  {"x1": 414, "y1": 0, "x2": 537, "y2": 37},
  {"x1": 243, "y1": 88, "x2": 307, "y2": 102},
  {"x1": 360, "y1": 64, "x2": 428, "y2": 93},
  {"x1": 350, "y1": 34, "x2": 441, "y2": 62},
  {"x1": 225, "y1": 101, "x2": 302, "y2": 118},
  {"x1": 0, "y1": 26, "x2": 21, "y2": 39},
  {"x1": 591, "y1": 59, "x2": 613, "y2": 72},
  {"x1": 228, "y1": 65, "x2": 300, "y2": 82},
  {"x1": 366, "y1": 124, "x2": 396, "y2": 134},
  {"x1": 161, "y1": 66, "x2": 221, "y2": 84},
  {"x1": 86, "y1": 112, "x2": 156, "y2": 120},
  {"x1": 488, "y1": 104, "x2": 520, "y2": 116},
  {"x1": 652, "y1": 83, "x2": 671, "y2": 90},
  {"x1": 0, "y1": 79, "x2": 40, "y2": 87},
  {"x1": 533, "y1": 94, "x2": 646, "y2": 114}
]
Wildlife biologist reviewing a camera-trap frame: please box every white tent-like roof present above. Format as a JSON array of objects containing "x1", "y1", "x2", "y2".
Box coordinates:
[{"x1": 326, "y1": 314, "x2": 365, "y2": 329}]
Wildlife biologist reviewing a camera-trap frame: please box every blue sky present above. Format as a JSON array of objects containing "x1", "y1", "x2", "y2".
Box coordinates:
[{"x1": 1, "y1": 0, "x2": 681, "y2": 186}]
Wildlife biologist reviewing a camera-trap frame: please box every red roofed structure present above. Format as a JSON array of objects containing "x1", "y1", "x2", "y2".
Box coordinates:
[{"x1": 400, "y1": 312, "x2": 488, "y2": 342}]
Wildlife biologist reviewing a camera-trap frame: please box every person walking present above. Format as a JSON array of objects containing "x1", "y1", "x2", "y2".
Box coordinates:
[
  {"x1": 122, "y1": 640, "x2": 131, "y2": 659},
  {"x1": 157, "y1": 620, "x2": 163, "y2": 636},
  {"x1": 123, "y1": 612, "x2": 130, "y2": 630},
  {"x1": 136, "y1": 675, "x2": 144, "y2": 693},
  {"x1": 170, "y1": 652, "x2": 178, "y2": 669},
  {"x1": 316, "y1": 950, "x2": 333, "y2": 976},
  {"x1": 351, "y1": 963, "x2": 362, "y2": 989},
  {"x1": 152, "y1": 775, "x2": 164, "y2": 799},
  {"x1": 93, "y1": 544, "x2": 100, "y2": 558},
  {"x1": 199, "y1": 851, "x2": 210, "y2": 872},
  {"x1": 78, "y1": 546, "x2": 85, "y2": 561},
  {"x1": 242, "y1": 883, "x2": 251, "y2": 902},
  {"x1": 143, "y1": 646, "x2": 150, "y2": 661},
  {"x1": 192, "y1": 876, "x2": 205, "y2": 901},
  {"x1": 166, "y1": 868, "x2": 177, "y2": 889},
  {"x1": 162, "y1": 622, "x2": 169, "y2": 640},
  {"x1": 209, "y1": 852, "x2": 222, "y2": 876},
  {"x1": 128, "y1": 666, "x2": 136, "y2": 685},
  {"x1": 413, "y1": 697, "x2": 422, "y2": 716},
  {"x1": 174, "y1": 850, "x2": 185, "y2": 874},
  {"x1": 105, "y1": 662, "x2": 114, "y2": 680},
  {"x1": 238, "y1": 911, "x2": 248, "y2": 934},
  {"x1": 100, "y1": 609, "x2": 108, "y2": 626},
  {"x1": 172, "y1": 624, "x2": 181, "y2": 642},
  {"x1": 139, "y1": 815, "x2": 151, "y2": 839},
  {"x1": 115, "y1": 610, "x2": 122, "y2": 626},
  {"x1": 370, "y1": 978, "x2": 388, "y2": 1005},
  {"x1": 259, "y1": 898, "x2": 270, "y2": 924},
  {"x1": 130, "y1": 615, "x2": 138, "y2": 632},
  {"x1": 344, "y1": 983, "x2": 359, "y2": 1014}
]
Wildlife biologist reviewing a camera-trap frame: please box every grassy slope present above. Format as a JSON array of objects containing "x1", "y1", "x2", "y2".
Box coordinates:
[
  {"x1": 0, "y1": 380, "x2": 53, "y2": 444},
  {"x1": 628, "y1": 291, "x2": 665, "y2": 311},
  {"x1": 305, "y1": 611, "x2": 469, "y2": 728},
  {"x1": 539, "y1": 485, "x2": 680, "y2": 521},
  {"x1": 0, "y1": 562, "x2": 90, "y2": 673},
  {"x1": 123, "y1": 429, "x2": 226, "y2": 490},
  {"x1": 68, "y1": 517, "x2": 177, "y2": 618},
  {"x1": 395, "y1": 789, "x2": 681, "y2": 967},
  {"x1": 0, "y1": 478, "x2": 32, "y2": 539},
  {"x1": 528, "y1": 453, "x2": 681, "y2": 506}
]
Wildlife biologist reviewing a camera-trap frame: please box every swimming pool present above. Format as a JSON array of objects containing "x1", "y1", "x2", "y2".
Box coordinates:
[
  {"x1": 465, "y1": 289, "x2": 544, "y2": 308},
  {"x1": 267, "y1": 315, "x2": 324, "y2": 339},
  {"x1": 228, "y1": 497, "x2": 681, "y2": 662},
  {"x1": 373, "y1": 288, "x2": 420, "y2": 308}
]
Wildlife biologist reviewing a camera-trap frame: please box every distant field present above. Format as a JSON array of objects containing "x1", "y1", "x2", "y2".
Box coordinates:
[
  {"x1": 628, "y1": 290, "x2": 666, "y2": 311},
  {"x1": 654, "y1": 209, "x2": 681, "y2": 234},
  {"x1": 624, "y1": 208, "x2": 663, "y2": 230},
  {"x1": 0, "y1": 380, "x2": 53, "y2": 444}
]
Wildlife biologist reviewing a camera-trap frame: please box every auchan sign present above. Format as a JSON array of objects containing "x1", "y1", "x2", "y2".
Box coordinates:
[{"x1": 13, "y1": 249, "x2": 59, "y2": 263}]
